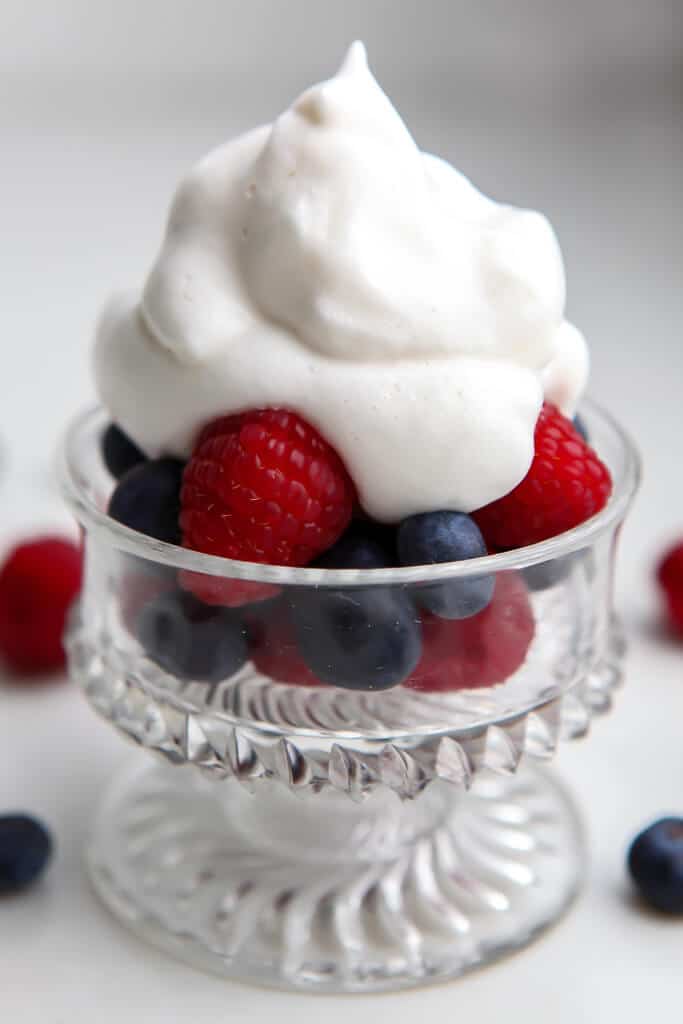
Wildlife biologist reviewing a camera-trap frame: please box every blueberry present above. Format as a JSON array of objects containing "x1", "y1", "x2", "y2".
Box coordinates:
[
  {"x1": 397, "y1": 511, "x2": 494, "y2": 620},
  {"x1": 628, "y1": 818, "x2": 683, "y2": 913},
  {"x1": 102, "y1": 423, "x2": 146, "y2": 479},
  {"x1": 0, "y1": 815, "x2": 52, "y2": 894},
  {"x1": 108, "y1": 457, "x2": 185, "y2": 545},
  {"x1": 137, "y1": 589, "x2": 248, "y2": 683},
  {"x1": 523, "y1": 555, "x2": 574, "y2": 592},
  {"x1": 573, "y1": 414, "x2": 589, "y2": 442},
  {"x1": 288, "y1": 587, "x2": 421, "y2": 691},
  {"x1": 314, "y1": 524, "x2": 394, "y2": 570}
]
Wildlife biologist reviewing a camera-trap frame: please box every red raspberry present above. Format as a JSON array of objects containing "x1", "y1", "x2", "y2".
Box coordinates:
[
  {"x1": 474, "y1": 403, "x2": 612, "y2": 550},
  {"x1": 248, "y1": 601, "x2": 321, "y2": 688},
  {"x1": 178, "y1": 573, "x2": 280, "y2": 609},
  {"x1": 0, "y1": 537, "x2": 83, "y2": 677},
  {"x1": 180, "y1": 410, "x2": 355, "y2": 606},
  {"x1": 657, "y1": 542, "x2": 683, "y2": 635},
  {"x1": 405, "y1": 572, "x2": 534, "y2": 692}
]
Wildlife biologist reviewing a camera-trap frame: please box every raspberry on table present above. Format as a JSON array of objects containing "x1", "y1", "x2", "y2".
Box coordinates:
[
  {"x1": 656, "y1": 542, "x2": 683, "y2": 635},
  {"x1": 0, "y1": 537, "x2": 83, "y2": 677},
  {"x1": 180, "y1": 409, "x2": 356, "y2": 604},
  {"x1": 474, "y1": 403, "x2": 612, "y2": 550}
]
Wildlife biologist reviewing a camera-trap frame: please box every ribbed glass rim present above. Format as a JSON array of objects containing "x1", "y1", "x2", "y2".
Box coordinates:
[{"x1": 60, "y1": 401, "x2": 640, "y2": 588}]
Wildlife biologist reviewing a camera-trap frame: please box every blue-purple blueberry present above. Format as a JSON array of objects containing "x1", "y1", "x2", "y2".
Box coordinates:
[
  {"x1": 102, "y1": 423, "x2": 146, "y2": 479},
  {"x1": 628, "y1": 818, "x2": 683, "y2": 913},
  {"x1": 137, "y1": 589, "x2": 248, "y2": 683},
  {"x1": 573, "y1": 414, "x2": 589, "y2": 442},
  {"x1": 0, "y1": 814, "x2": 53, "y2": 894},
  {"x1": 108, "y1": 457, "x2": 185, "y2": 545},
  {"x1": 314, "y1": 524, "x2": 394, "y2": 570},
  {"x1": 397, "y1": 511, "x2": 493, "y2": 619},
  {"x1": 288, "y1": 586, "x2": 421, "y2": 691}
]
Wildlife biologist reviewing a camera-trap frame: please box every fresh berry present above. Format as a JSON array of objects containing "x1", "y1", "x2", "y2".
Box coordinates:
[
  {"x1": 108, "y1": 457, "x2": 185, "y2": 545},
  {"x1": 288, "y1": 585, "x2": 422, "y2": 691},
  {"x1": 628, "y1": 818, "x2": 683, "y2": 914},
  {"x1": 314, "y1": 523, "x2": 394, "y2": 569},
  {"x1": 102, "y1": 423, "x2": 146, "y2": 479},
  {"x1": 180, "y1": 409, "x2": 355, "y2": 571},
  {"x1": 249, "y1": 525, "x2": 397, "y2": 687},
  {"x1": 397, "y1": 511, "x2": 493, "y2": 619},
  {"x1": 342, "y1": 518, "x2": 398, "y2": 564},
  {"x1": 0, "y1": 814, "x2": 53, "y2": 893},
  {"x1": 248, "y1": 600, "x2": 321, "y2": 687},
  {"x1": 178, "y1": 572, "x2": 279, "y2": 609},
  {"x1": 573, "y1": 414, "x2": 589, "y2": 443},
  {"x1": 0, "y1": 537, "x2": 83, "y2": 676},
  {"x1": 522, "y1": 554, "x2": 575, "y2": 592},
  {"x1": 136, "y1": 589, "x2": 248, "y2": 683},
  {"x1": 405, "y1": 572, "x2": 534, "y2": 692},
  {"x1": 120, "y1": 560, "x2": 178, "y2": 633},
  {"x1": 474, "y1": 403, "x2": 613, "y2": 550},
  {"x1": 656, "y1": 542, "x2": 683, "y2": 634},
  {"x1": 179, "y1": 409, "x2": 358, "y2": 606}
]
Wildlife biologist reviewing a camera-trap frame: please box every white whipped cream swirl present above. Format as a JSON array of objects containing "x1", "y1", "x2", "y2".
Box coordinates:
[{"x1": 95, "y1": 42, "x2": 588, "y2": 522}]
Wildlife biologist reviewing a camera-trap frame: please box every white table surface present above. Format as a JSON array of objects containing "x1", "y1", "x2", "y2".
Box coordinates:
[{"x1": 1, "y1": 67, "x2": 681, "y2": 1022}]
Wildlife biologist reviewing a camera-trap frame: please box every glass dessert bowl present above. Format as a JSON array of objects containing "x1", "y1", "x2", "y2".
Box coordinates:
[{"x1": 62, "y1": 400, "x2": 638, "y2": 993}]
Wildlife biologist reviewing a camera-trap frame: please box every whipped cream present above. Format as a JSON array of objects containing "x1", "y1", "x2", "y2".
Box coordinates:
[{"x1": 95, "y1": 42, "x2": 588, "y2": 522}]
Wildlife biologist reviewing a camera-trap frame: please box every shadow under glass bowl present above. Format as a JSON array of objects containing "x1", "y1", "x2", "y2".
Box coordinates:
[{"x1": 61, "y1": 400, "x2": 639, "y2": 993}]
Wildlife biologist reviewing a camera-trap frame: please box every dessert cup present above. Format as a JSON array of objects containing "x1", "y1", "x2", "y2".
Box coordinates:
[{"x1": 62, "y1": 401, "x2": 639, "y2": 993}]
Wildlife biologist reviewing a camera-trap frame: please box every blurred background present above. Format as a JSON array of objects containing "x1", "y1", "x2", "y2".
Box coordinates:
[{"x1": 0, "y1": 1, "x2": 681, "y2": 1019}]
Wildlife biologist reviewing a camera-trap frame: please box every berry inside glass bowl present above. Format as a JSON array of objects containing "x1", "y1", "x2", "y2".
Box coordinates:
[{"x1": 60, "y1": 401, "x2": 638, "y2": 993}]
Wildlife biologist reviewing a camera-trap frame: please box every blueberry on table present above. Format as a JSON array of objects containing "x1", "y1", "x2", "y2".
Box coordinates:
[
  {"x1": 137, "y1": 589, "x2": 248, "y2": 684},
  {"x1": 108, "y1": 457, "x2": 185, "y2": 545},
  {"x1": 397, "y1": 511, "x2": 494, "y2": 619},
  {"x1": 0, "y1": 815, "x2": 53, "y2": 894},
  {"x1": 102, "y1": 424, "x2": 146, "y2": 479},
  {"x1": 288, "y1": 587, "x2": 421, "y2": 691},
  {"x1": 628, "y1": 818, "x2": 683, "y2": 914}
]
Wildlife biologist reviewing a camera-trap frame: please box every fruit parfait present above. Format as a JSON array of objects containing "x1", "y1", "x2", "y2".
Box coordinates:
[
  {"x1": 62, "y1": 42, "x2": 639, "y2": 993},
  {"x1": 79, "y1": 42, "x2": 621, "y2": 716}
]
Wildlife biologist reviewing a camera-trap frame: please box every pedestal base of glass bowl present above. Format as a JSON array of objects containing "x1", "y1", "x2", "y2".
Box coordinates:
[{"x1": 86, "y1": 758, "x2": 583, "y2": 994}]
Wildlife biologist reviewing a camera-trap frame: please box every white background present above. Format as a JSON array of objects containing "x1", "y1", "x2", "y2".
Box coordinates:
[{"x1": 0, "y1": 1, "x2": 681, "y2": 1020}]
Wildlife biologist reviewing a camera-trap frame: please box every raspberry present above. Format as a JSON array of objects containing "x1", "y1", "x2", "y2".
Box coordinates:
[
  {"x1": 178, "y1": 572, "x2": 279, "y2": 609},
  {"x1": 405, "y1": 572, "x2": 534, "y2": 692},
  {"x1": 180, "y1": 409, "x2": 355, "y2": 605},
  {"x1": 474, "y1": 403, "x2": 612, "y2": 550},
  {"x1": 248, "y1": 601, "x2": 321, "y2": 688},
  {"x1": 657, "y1": 542, "x2": 683, "y2": 634},
  {"x1": 0, "y1": 537, "x2": 83, "y2": 677}
]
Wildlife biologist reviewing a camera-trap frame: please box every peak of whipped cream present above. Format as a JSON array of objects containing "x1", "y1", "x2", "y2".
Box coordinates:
[{"x1": 95, "y1": 42, "x2": 588, "y2": 523}]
